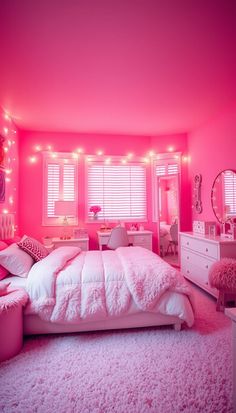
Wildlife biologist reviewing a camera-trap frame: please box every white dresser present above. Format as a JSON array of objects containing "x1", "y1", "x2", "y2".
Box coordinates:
[
  {"x1": 97, "y1": 230, "x2": 153, "y2": 251},
  {"x1": 180, "y1": 232, "x2": 236, "y2": 297}
]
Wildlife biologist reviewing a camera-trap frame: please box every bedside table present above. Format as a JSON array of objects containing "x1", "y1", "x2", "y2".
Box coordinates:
[{"x1": 51, "y1": 236, "x2": 89, "y2": 251}]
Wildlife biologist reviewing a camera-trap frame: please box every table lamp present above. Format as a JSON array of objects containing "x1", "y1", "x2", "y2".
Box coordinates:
[{"x1": 54, "y1": 200, "x2": 76, "y2": 239}]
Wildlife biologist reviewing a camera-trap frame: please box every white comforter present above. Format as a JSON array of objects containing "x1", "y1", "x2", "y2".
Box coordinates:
[{"x1": 25, "y1": 246, "x2": 194, "y2": 326}]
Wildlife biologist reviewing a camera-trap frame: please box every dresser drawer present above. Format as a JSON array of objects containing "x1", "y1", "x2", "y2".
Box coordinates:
[
  {"x1": 181, "y1": 248, "x2": 217, "y2": 295},
  {"x1": 130, "y1": 235, "x2": 152, "y2": 250},
  {"x1": 181, "y1": 235, "x2": 219, "y2": 259}
]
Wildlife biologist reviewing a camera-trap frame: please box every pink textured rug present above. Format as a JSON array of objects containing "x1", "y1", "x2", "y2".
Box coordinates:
[{"x1": 0, "y1": 283, "x2": 233, "y2": 413}]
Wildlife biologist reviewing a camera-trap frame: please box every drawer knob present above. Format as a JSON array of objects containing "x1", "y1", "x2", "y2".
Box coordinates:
[
  {"x1": 187, "y1": 256, "x2": 189, "y2": 260},
  {"x1": 205, "y1": 265, "x2": 208, "y2": 269},
  {"x1": 205, "y1": 281, "x2": 208, "y2": 285},
  {"x1": 206, "y1": 248, "x2": 208, "y2": 252},
  {"x1": 187, "y1": 270, "x2": 190, "y2": 274},
  {"x1": 187, "y1": 242, "x2": 189, "y2": 246}
]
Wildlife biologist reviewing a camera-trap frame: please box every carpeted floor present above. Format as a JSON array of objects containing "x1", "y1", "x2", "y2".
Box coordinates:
[{"x1": 0, "y1": 283, "x2": 233, "y2": 413}]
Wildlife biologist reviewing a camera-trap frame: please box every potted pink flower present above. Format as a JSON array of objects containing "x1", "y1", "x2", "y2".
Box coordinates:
[{"x1": 89, "y1": 205, "x2": 101, "y2": 220}]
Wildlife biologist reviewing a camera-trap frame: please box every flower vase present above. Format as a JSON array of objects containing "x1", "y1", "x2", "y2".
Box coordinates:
[{"x1": 93, "y1": 212, "x2": 98, "y2": 220}]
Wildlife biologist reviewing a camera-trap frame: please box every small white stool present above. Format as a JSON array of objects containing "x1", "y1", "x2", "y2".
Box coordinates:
[{"x1": 0, "y1": 288, "x2": 28, "y2": 362}]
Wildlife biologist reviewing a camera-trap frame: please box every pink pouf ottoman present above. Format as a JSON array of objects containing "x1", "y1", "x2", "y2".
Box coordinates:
[
  {"x1": 0, "y1": 287, "x2": 28, "y2": 362},
  {"x1": 209, "y1": 258, "x2": 236, "y2": 311}
]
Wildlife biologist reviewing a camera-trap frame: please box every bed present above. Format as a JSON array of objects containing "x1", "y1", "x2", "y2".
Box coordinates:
[{"x1": 0, "y1": 215, "x2": 194, "y2": 335}]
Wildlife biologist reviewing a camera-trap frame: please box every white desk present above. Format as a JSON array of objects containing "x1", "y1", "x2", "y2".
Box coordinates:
[
  {"x1": 97, "y1": 230, "x2": 153, "y2": 251},
  {"x1": 50, "y1": 237, "x2": 89, "y2": 251},
  {"x1": 225, "y1": 308, "x2": 236, "y2": 413}
]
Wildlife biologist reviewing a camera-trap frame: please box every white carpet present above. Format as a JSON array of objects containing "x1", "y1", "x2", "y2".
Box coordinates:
[{"x1": 0, "y1": 283, "x2": 233, "y2": 413}]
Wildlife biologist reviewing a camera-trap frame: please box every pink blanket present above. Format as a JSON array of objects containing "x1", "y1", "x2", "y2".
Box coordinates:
[{"x1": 25, "y1": 246, "x2": 192, "y2": 324}]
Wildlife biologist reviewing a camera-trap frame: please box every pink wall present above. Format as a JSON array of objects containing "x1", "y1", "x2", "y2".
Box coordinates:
[
  {"x1": 188, "y1": 105, "x2": 236, "y2": 232},
  {"x1": 0, "y1": 107, "x2": 19, "y2": 230},
  {"x1": 18, "y1": 130, "x2": 189, "y2": 250}
]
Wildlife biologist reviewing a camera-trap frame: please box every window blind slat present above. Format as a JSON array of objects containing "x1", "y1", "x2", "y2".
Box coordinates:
[{"x1": 87, "y1": 161, "x2": 147, "y2": 220}]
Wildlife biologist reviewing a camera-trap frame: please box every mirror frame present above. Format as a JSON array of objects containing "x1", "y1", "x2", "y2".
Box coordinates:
[{"x1": 211, "y1": 169, "x2": 236, "y2": 224}]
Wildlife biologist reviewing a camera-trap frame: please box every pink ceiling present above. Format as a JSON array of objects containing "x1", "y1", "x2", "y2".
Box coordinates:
[{"x1": 0, "y1": 0, "x2": 235, "y2": 134}]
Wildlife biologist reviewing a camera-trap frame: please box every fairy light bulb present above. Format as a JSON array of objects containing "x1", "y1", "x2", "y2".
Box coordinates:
[
  {"x1": 97, "y1": 150, "x2": 103, "y2": 156},
  {"x1": 4, "y1": 113, "x2": 10, "y2": 121},
  {"x1": 127, "y1": 153, "x2": 133, "y2": 159},
  {"x1": 105, "y1": 158, "x2": 111, "y2": 164},
  {"x1": 29, "y1": 156, "x2": 37, "y2": 163},
  {"x1": 148, "y1": 150, "x2": 155, "y2": 157},
  {"x1": 168, "y1": 146, "x2": 174, "y2": 152},
  {"x1": 2, "y1": 209, "x2": 8, "y2": 214},
  {"x1": 3, "y1": 127, "x2": 8, "y2": 135},
  {"x1": 77, "y1": 148, "x2": 84, "y2": 154},
  {"x1": 72, "y1": 152, "x2": 79, "y2": 159},
  {"x1": 35, "y1": 145, "x2": 42, "y2": 152}
]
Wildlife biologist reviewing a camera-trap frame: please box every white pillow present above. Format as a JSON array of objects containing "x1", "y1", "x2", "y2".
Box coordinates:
[{"x1": 0, "y1": 243, "x2": 34, "y2": 277}]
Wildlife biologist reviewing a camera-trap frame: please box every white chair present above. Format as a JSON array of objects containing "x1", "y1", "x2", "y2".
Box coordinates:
[
  {"x1": 107, "y1": 227, "x2": 130, "y2": 250},
  {"x1": 166, "y1": 223, "x2": 178, "y2": 255}
]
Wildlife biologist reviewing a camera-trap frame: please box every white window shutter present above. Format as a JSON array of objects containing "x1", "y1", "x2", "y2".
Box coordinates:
[
  {"x1": 43, "y1": 153, "x2": 78, "y2": 226},
  {"x1": 224, "y1": 170, "x2": 236, "y2": 216},
  {"x1": 87, "y1": 159, "x2": 147, "y2": 221}
]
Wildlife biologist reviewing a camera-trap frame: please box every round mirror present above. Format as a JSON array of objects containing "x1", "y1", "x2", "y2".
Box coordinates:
[{"x1": 211, "y1": 169, "x2": 236, "y2": 223}]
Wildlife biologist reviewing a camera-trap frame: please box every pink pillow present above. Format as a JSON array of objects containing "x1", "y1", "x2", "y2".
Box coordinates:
[
  {"x1": 17, "y1": 236, "x2": 49, "y2": 262},
  {"x1": 0, "y1": 243, "x2": 34, "y2": 277},
  {"x1": 0, "y1": 241, "x2": 9, "y2": 280},
  {"x1": 0, "y1": 281, "x2": 11, "y2": 296}
]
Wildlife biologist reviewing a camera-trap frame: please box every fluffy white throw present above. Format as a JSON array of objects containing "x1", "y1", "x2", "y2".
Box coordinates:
[{"x1": 25, "y1": 246, "x2": 192, "y2": 324}]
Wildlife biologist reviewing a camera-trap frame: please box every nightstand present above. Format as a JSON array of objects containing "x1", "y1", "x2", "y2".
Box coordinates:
[{"x1": 51, "y1": 236, "x2": 89, "y2": 251}]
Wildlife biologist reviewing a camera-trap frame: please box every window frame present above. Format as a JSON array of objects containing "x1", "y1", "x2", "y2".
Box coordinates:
[
  {"x1": 85, "y1": 155, "x2": 147, "y2": 223},
  {"x1": 42, "y1": 151, "x2": 78, "y2": 226}
]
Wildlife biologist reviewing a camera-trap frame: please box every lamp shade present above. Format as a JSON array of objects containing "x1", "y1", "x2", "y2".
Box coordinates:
[{"x1": 54, "y1": 201, "x2": 76, "y2": 217}]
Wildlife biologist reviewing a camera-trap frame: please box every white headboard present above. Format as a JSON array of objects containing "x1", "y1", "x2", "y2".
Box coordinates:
[{"x1": 0, "y1": 214, "x2": 15, "y2": 240}]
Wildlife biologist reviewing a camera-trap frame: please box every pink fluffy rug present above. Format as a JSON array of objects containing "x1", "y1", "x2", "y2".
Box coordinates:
[{"x1": 0, "y1": 283, "x2": 233, "y2": 413}]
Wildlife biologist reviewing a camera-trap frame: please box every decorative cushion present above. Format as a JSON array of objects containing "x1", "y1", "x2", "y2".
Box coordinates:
[
  {"x1": 0, "y1": 243, "x2": 34, "y2": 277},
  {"x1": 209, "y1": 258, "x2": 236, "y2": 292},
  {"x1": 0, "y1": 241, "x2": 9, "y2": 281},
  {"x1": 17, "y1": 236, "x2": 49, "y2": 262}
]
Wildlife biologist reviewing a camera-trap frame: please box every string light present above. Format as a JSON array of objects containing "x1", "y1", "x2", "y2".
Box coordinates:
[
  {"x1": 72, "y1": 152, "x2": 79, "y2": 159},
  {"x1": 3, "y1": 127, "x2": 9, "y2": 135},
  {"x1": 97, "y1": 150, "x2": 103, "y2": 156},
  {"x1": 148, "y1": 150, "x2": 155, "y2": 157},
  {"x1": 29, "y1": 156, "x2": 37, "y2": 163},
  {"x1": 127, "y1": 153, "x2": 133, "y2": 159},
  {"x1": 35, "y1": 145, "x2": 42, "y2": 152},
  {"x1": 168, "y1": 146, "x2": 174, "y2": 152},
  {"x1": 143, "y1": 157, "x2": 150, "y2": 163},
  {"x1": 4, "y1": 113, "x2": 10, "y2": 121}
]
